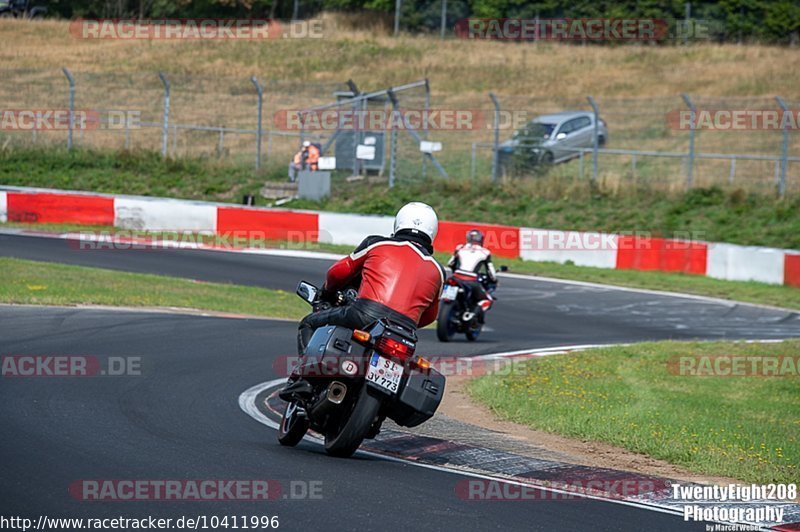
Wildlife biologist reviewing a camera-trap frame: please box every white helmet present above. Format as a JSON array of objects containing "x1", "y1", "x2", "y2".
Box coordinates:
[
  {"x1": 302, "y1": 140, "x2": 311, "y2": 147},
  {"x1": 393, "y1": 202, "x2": 438, "y2": 241}
]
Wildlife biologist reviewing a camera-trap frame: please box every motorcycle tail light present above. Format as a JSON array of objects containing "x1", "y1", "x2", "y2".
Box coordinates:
[
  {"x1": 447, "y1": 277, "x2": 459, "y2": 286},
  {"x1": 375, "y1": 336, "x2": 415, "y2": 362}
]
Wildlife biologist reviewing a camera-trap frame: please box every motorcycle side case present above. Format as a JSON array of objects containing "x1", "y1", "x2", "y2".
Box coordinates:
[
  {"x1": 297, "y1": 325, "x2": 365, "y2": 377},
  {"x1": 390, "y1": 367, "x2": 446, "y2": 428}
]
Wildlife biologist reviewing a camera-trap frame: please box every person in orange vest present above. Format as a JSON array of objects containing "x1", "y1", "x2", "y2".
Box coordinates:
[
  {"x1": 306, "y1": 142, "x2": 320, "y2": 171},
  {"x1": 288, "y1": 141, "x2": 309, "y2": 182}
]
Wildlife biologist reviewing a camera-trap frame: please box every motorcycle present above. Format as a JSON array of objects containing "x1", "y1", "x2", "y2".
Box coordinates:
[
  {"x1": 0, "y1": 0, "x2": 47, "y2": 19},
  {"x1": 277, "y1": 281, "x2": 446, "y2": 458},
  {"x1": 436, "y1": 266, "x2": 507, "y2": 342}
]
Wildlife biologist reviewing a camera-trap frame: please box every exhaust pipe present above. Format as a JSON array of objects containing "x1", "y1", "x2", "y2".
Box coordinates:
[
  {"x1": 309, "y1": 381, "x2": 348, "y2": 418},
  {"x1": 327, "y1": 381, "x2": 347, "y2": 404}
]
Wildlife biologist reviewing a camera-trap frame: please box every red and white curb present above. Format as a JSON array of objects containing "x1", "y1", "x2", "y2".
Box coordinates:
[
  {"x1": 2, "y1": 185, "x2": 799, "y2": 287},
  {"x1": 239, "y1": 344, "x2": 799, "y2": 531}
]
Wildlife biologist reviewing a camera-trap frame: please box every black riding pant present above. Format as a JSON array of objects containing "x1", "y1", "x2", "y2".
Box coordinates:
[{"x1": 297, "y1": 299, "x2": 416, "y2": 355}]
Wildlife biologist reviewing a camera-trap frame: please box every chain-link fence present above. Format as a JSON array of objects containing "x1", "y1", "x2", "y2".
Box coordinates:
[
  {"x1": 1, "y1": 67, "x2": 798, "y2": 195},
  {"x1": 461, "y1": 93, "x2": 800, "y2": 196}
]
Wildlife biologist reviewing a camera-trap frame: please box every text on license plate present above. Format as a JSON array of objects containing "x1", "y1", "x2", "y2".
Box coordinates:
[{"x1": 366, "y1": 354, "x2": 403, "y2": 394}]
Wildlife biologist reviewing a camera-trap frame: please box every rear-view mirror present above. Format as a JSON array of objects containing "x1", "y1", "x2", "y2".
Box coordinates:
[{"x1": 296, "y1": 281, "x2": 318, "y2": 304}]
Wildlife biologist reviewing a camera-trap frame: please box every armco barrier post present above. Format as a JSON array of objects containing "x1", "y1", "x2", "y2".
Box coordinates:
[
  {"x1": 681, "y1": 93, "x2": 696, "y2": 189},
  {"x1": 422, "y1": 79, "x2": 430, "y2": 179},
  {"x1": 347, "y1": 79, "x2": 361, "y2": 176},
  {"x1": 488, "y1": 92, "x2": 500, "y2": 183},
  {"x1": 388, "y1": 89, "x2": 399, "y2": 188},
  {"x1": 587, "y1": 96, "x2": 599, "y2": 183},
  {"x1": 251, "y1": 76, "x2": 264, "y2": 171},
  {"x1": 62, "y1": 68, "x2": 75, "y2": 150},
  {"x1": 158, "y1": 72, "x2": 170, "y2": 158},
  {"x1": 775, "y1": 96, "x2": 789, "y2": 197}
]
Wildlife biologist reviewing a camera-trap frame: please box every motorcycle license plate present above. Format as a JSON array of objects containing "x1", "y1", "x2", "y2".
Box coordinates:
[
  {"x1": 442, "y1": 285, "x2": 458, "y2": 301},
  {"x1": 366, "y1": 354, "x2": 403, "y2": 394}
]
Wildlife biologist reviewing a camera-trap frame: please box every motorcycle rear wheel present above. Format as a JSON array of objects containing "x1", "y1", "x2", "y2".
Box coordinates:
[
  {"x1": 465, "y1": 322, "x2": 482, "y2": 342},
  {"x1": 324, "y1": 384, "x2": 381, "y2": 458},
  {"x1": 436, "y1": 301, "x2": 457, "y2": 342}
]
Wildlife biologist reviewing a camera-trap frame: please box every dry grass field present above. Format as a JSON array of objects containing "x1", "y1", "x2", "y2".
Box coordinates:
[{"x1": 1, "y1": 15, "x2": 798, "y2": 190}]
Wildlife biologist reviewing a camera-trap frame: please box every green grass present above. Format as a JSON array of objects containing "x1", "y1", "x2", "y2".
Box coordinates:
[
  {"x1": 0, "y1": 147, "x2": 288, "y2": 202},
  {"x1": 0, "y1": 257, "x2": 309, "y2": 320},
  {"x1": 487, "y1": 257, "x2": 800, "y2": 311},
  {"x1": 288, "y1": 178, "x2": 800, "y2": 250},
  {"x1": 5, "y1": 221, "x2": 800, "y2": 311},
  {"x1": 467, "y1": 340, "x2": 800, "y2": 484},
  {"x1": 3, "y1": 146, "x2": 798, "y2": 249}
]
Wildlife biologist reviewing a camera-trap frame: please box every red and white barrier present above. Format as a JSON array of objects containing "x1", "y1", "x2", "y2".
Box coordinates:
[
  {"x1": 785, "y1": 254, "x2": 800, "y2": 288},
  {"x1": 6, "y1": 191, "x2": 114, "y2": 226},
  {"x1": 1, "y1": 186, "x2": 798, "y2": 288},
  {"x1": 318, "y1": 212, "x2": 394, "y2": 246},
  {"x1": 0, "y1": 191, "x2": 7, "y2": 223},
  {"x1": 707, "y1": 243, "x2": 785, "y2": 284},
  {"x1": 616, "y1": 235, "x2": 708, "y2": 275},
  {"x1": 217, "y1": 206, "x2": 318, "y2": 241},
  {"x1": 435, "y1": 221, "x2": 520, "y2": 259},
  {"x1": 519, "y1": 229, "x2": 618, "y2": 269},
  {"x1": 114, "y1": 197, "x2": 217, "y2": 232}
]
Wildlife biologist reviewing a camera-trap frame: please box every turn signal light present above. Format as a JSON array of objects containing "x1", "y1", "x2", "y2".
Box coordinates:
[
  {"x1": 352, "y1": 330, "x2": 371, "y2": 343},
  {"x1": 414, "y1": 357, "x2": 431, "y2": 370}
]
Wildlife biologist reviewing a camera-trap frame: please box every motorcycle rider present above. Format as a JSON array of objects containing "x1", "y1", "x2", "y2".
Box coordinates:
[
  {"x1": 447, "y1": 229, "x2": 497, "y2": 323},
  {"x1": 295, "y1": 202, "x2": 446, "y2": 356}
]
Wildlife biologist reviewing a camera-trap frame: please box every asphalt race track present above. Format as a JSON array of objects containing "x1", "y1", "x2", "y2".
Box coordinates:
[
  {"x1": 3, "y1": 232, "x2": 800, "y2": 350},
  {"x1": 2, "y1": 232, "x2": 800, "y2": 531}
]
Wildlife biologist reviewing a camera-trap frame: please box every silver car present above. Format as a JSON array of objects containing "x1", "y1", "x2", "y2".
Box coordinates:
[{"x1": 500, "y1": 111, "x2": 608, "y2": 165}]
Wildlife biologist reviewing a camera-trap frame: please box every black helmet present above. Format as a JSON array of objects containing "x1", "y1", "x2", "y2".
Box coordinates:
[{"x1": 466, "y1": 229, "x2": 484, "y2": 246}]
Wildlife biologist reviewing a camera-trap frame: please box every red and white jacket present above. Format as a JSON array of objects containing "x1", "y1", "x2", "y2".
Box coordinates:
[
  {"x1": 323, "y1": 234, "x2": 446, "y2": 328},
  {"x1": 448, "y1": 243, "x2": 497, "y2": 282}
]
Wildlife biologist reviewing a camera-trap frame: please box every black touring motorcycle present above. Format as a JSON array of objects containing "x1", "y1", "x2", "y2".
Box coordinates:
[
  {"x1": 277, "y1": 281, "x2": 446, "y2": 458},
  {"x1": 436, "y1": 267, "x2": 506, "y2": 342}
]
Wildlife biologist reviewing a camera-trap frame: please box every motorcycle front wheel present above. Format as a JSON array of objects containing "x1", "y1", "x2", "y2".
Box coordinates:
[
  {"x1": 277, "y1": 400, "x2": 309, "y2": 447},
  {"x1": 324, "y1": 384, "x2": 381, "y2": 458}
]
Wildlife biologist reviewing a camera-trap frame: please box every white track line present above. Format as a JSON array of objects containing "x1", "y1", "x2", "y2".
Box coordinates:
[
  {"x1": 238, "y1": 378, "x2": 691, "y2": 520},
  {"x1": 239, "y1": 338, "x2": 789, "y2": 530}
]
